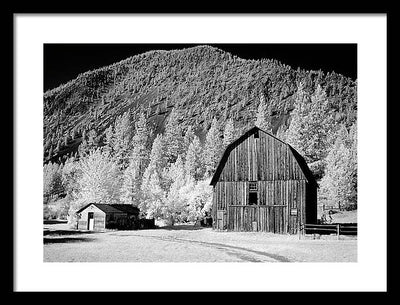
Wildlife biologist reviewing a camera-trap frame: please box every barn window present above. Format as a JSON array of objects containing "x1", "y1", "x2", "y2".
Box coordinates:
[
  {"x1": 254, "y1": 130, "x2": 259, "y2": 138},
  {"x1": 249, "y1": 182, "x2": 257, "y2": 191},
  {"x1": 249, "y1": 192, "x2": 258, "y2": 205},
  {"x1": 249, "y1": 182, "x2": 258, "y2": 205}
]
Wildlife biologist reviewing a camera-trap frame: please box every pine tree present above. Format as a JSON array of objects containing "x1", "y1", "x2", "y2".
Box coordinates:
[
  {"x1": 87, "y1": 129, "x2": 97, "y2": 145},
  {"x1": 120, "y1": 155, "x2": 142, "y2": 206},
  {"x1": 319, "y1": 123, "x2": 357, "y2": 210},
  {"x1": 103, "y1": 125, "x2": 114, "y2": 155},
  {"x1": 163, "y1": 155, "x2": 187, "y2": 225},
  {"x1": 78, "y1": 129, "x2": 98, "y2": 157},
  {"x1": 119, "y1": 112, "x2": 151, "y2": 206},
  {"x1": 48, "y1": 145, "x2": 53, "y2": 160},
  {"x1": 131, "y1": 112, "x2": 151, "y2": 175},
  {"x1": 141, "y1": 134, "x2": 167, "y2": 194},
  {"x1": 112, "y1": 111, "x2": 135, "y2": 168},
  {"x1": 100, "y1": 111, "x2": 135, "y2": 168},
  {"x1": 184, "y1": 135, "x2": 203, "y2": 181},
  {"x1": 348, "y1": 123, "x2": 357, "y2": 205},
  {"x1": 82, "y1": 129, "x2": 87, "y2": 143},
  {"x1": 163, "y1": 109, "x2": 184, "y2": 164},
  {"x1": 140, "y1": 134, "x2": 168, "y2": 218},
  {"x1": 203, "y1": 118, "x2": 223, "y2": 178},
  {"x1": 285, "y1": 84, "x2": 335, "y2": 164},
  {"x1": 56, "y1": 139, "x2": 61, "y2": 152},
  {"x1": 71, "y1": 127, "x2": 76, "y2": 140},
  {"x1": 182, "y1": 125, "x2": 195, "y2": 157},
  {"x1": 166, "y1": 155, "x2": 185, "y2": 186},
  {"x1": 140, "y1": 171, "x2": 165, "y2": 219},
  {"x1": 223, "y1": 117, "x2": 236, "y2": 147},
  {"x1": 255, "y1": 90, "x2": 273, "y2": 133},
  {"x1": 44, "y1": 139, "x2": 51, "y2": 153}
]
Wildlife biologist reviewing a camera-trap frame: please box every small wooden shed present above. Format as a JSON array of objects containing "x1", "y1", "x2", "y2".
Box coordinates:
[
  {"x1": 76, "y1": 203, "x2": 140, "y2": 231},
  {"x1": 210, "y1": 127, "x2": 317, "y2": 234}
]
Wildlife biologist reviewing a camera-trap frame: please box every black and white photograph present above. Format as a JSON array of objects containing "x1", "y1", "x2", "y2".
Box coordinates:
[
  {"x1": 43, "y1": 43, "x2": 358, "y2": 263},
  {"x1": 14, "y1": 14, "x2": 387, "y2": 292}
]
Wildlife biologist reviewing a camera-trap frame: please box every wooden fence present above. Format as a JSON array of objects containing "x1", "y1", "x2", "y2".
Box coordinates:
[
  {"x1": 299, "y1": 223, "x2": 357, "y2": 239},
  {"x1": 321, "y1": 204, "x2": 341, "y2": 211}
]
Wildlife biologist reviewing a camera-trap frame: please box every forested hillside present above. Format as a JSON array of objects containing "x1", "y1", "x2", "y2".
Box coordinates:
[{"x1": 43, "y1": 45, "x2": 357, "y2": 224}]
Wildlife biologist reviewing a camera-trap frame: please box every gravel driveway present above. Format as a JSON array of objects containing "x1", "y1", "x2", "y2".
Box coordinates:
[{"x1": 43, "y1": 224, "x2": 357, "y2": 262}]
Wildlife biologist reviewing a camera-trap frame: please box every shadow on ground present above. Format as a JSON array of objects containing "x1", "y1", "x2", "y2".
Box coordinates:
[
  {"x1": 43, "y1": 237, "x2": 95, "y2": 244},
  {"x1": 159, "y1": 225, "x2": 208, "y2": 231},
  {"x1": 43, "y1": 220, "x2": 68, "y2": 225},
  {"x1": 44, "y1": 230, "x2": 96, "y2": 236}
]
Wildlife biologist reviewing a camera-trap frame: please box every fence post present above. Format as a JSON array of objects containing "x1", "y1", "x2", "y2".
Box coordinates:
[
  {"x1": 298, "y1": 223, "x2": 302, "y2": 240},
  {"x1": 337, "y1": 224, "x2": 340, "y2": 240}
]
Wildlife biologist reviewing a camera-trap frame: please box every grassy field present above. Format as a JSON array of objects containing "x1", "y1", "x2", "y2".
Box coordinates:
[
  {"x1": 329, "y1": 210, "x2": 357, "y2": 223},
  {"x1": 44, "y1": 221, "x2": 357, "y2": 263},
  {"x1": 317, "y1": 207, "x2": 357, "y2": 223}
]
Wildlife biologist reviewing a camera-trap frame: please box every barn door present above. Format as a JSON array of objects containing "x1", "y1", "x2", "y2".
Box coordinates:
[
  {"x1": 216, "y1": 210, "x2": 227, "y2": 230},
  {"x1": 88, "y1": 212, "x2": 94, "y2": 230},
  {"x1": 258, "y1": 205, "x2": 288, "y2": 233}
]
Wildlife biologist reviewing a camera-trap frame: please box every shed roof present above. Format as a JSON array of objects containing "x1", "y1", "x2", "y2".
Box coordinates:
[
  {"x1": 76, "y1": 203, "x2": 139, "y2": 214},
  {"x1": 109, "y1": 204, "x2": 140, "y2": 215},
  {"x1": 209, "y1": 126, "x2": 317, "y2": 186}
]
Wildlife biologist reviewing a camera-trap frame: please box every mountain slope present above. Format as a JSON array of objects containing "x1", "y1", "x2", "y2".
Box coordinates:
[{"x1": 43, "y1": 45, "x2": 357, "y2": 163}]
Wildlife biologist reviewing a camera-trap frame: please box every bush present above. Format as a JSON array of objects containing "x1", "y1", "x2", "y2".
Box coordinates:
[
  {"x1": 43, "y1": 204, "x2": 58, "y2": 220},
  {"x1": 343, "y1": 203, "x2": 357, "y2": 211},
  {"x1": 43, "y1": 197, "x2": 71, "y2": 220}
]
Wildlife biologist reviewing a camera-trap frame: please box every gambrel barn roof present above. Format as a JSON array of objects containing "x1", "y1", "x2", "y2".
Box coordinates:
[{"x1": 210, "y1": 126, "x2": 317, "y2": 187}]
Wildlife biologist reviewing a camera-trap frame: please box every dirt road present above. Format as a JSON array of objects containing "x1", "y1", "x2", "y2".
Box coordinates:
[{"x1": 43, "y1": 223, "x2": 356, "y2": 262}]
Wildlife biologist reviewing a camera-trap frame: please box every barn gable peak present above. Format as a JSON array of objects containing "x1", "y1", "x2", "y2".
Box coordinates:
[{"x1": 209, "y1": 126, "x2": 316, "y2": 186}]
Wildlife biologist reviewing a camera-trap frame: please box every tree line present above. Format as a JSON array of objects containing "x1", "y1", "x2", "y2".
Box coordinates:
[
  {"x1": 44, "y1": 82, "x2": 357, "y2": 224},
  {"x1": 44, "y1": 108, "x2": 230, "y2": 225}
]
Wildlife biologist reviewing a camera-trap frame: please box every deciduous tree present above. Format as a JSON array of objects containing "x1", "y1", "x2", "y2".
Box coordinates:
[
  {"x1": 43, "y1": 162, "x2": 63, "y2": 202},
  {"x1": 68, "y1": 149, "x2": 121, "y2": 225}
]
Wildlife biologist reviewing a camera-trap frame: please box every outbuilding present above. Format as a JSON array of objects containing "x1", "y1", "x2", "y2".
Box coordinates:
[
  {"x1": 210, "y1": 127, "x2": 317, "y2": 234},
  {"x1": 76, "y1": 203, "x2": 140, "y2": 231}
]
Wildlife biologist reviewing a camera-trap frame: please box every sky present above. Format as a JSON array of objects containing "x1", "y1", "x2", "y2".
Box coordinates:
[{"x1": 44, "y1": 43, "x2": 357, "y2": 92}]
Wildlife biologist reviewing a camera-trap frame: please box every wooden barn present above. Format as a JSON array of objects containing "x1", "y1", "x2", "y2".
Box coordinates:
[
  {"x1": 210, "y1": 127, "x2": 317, "y2": 234},
  {"x1": 76, "y1": 203, "x2": 140, "y2": 231}
]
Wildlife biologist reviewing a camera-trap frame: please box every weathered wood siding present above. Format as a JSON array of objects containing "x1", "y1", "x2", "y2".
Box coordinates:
[
  {"x1": 218, "y1": 131, "x2": 306, "y2": 182},
  {"x1": 213, "y1": 180, "x2": 307, "y2": 233},
  {"x1": 211, "y1": 129, "x2": 316, "y2": 234},
  {"x1": 105, "y1": 213, "x2": 130, "y2": 229},
  {"x1": 77, "y1": 204, "x2": 106, "y2": 231}
]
